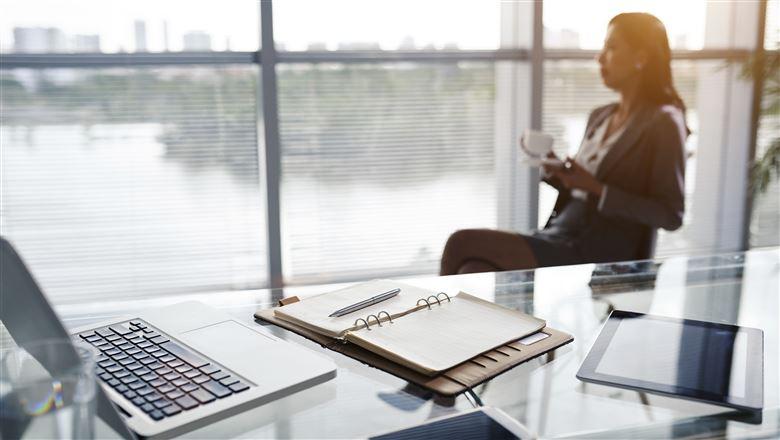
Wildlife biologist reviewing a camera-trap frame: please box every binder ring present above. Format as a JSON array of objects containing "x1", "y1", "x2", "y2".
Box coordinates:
[
  {"x1": 377, "y1": 310, "x2": 393, "y2": 323},
  {"x1": 366, "y1": 314, "x2": 382, "y2": 328},
  {"x1": 354, "y1": 318, "x2": 371, "y2": 331},
  {"x1": 416, "y1": 298, "x2": 432, "y2": 309},
  {"x1": 426, "y1": 295, "x2": 441, "y2": 306},
  {"x1": 436, "y1": 292, "x2": 451, "y2": 302}
]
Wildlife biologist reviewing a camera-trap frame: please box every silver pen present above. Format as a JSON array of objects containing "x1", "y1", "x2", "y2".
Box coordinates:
[{"x1": 328, "y1": 288, "x2": 401, "y2": 318}]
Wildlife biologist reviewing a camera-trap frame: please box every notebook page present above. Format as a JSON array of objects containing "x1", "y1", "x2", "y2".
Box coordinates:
[
  {"x1": 273, "y1": 279, "x2": 436, "y2": 338},
  {"x1": 346, "y1": 292, "x2": 545, "y2": 375}
]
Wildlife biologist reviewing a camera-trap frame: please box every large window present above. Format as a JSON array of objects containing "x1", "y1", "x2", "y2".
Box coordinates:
[
  {"x1": 0, "y1": 66, "x2": 266, "y2": 301},
  {"x1": 278, "y1": 62, "x2": 499, "y2": 282},
  {"x1": 0, "y1": 1, "x2": 773, "y2": 302}
]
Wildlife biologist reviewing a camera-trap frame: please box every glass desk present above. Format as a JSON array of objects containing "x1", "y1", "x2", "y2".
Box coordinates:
[{"x1": 47, "y1": 248, "x2": 780, "y2": 438}]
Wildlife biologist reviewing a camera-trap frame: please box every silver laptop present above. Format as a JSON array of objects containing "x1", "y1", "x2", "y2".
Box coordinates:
[{"x1": 0, "y1": 237, "x2": 336, "y2": 438}]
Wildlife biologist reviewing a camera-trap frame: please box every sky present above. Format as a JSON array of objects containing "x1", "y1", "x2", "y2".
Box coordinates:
[{"x1": 0, "y1": 0, "x2": 728, "y2": 53}]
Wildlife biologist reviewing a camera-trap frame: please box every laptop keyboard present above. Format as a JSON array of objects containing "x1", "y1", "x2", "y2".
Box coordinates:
[{"x1": 76, "y1": 319, "x2": 250, "y2": 422}]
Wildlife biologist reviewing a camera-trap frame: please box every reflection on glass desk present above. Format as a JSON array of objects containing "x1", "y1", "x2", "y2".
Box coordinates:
[{"x1": 34, "y1": 248, "x2": 780, "y2": 438}]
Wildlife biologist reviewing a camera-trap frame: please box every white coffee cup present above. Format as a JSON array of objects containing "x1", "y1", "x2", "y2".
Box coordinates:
[{"x1": 519, "y1": 129, "x2": 554, "y2": 158}]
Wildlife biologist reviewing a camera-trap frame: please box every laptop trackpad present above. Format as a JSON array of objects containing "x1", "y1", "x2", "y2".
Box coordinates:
[{"x1": 178, "y1": 320, "x2": 276, "y2": 384}]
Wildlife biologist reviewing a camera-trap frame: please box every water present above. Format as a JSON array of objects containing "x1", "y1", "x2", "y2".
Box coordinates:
[{"x1": 0, "y1": 123, "x2": 497, "y2": 301}]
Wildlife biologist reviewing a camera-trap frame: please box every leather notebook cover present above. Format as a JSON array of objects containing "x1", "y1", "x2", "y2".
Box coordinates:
[{"x1": 254, "y1": 297, "x2": 574, "y2": 396}]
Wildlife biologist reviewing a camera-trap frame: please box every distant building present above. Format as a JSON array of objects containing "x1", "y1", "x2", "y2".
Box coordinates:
[
  {"x1": 72, "y1": 35, "x2": 101, "y2": 53},
  {"x1": 13, "y1": 27, "x2": 67, "y2": 53},
  {"x1": 337, "y1": 42, "x2": 381, "y2": 51},
  {"x1": 163, "y1": 20, "x2": 170, "y2": 51},
  {"x1": 183, "y1": 31, "x2": 212, "y2": 51},
  {"x1": 398, "y1": 36, "x2": 416, "y2": 50},
  {"x1": 134, "y1": 20, "x2": 148, "y2": 52},
  {"x1": 544, "y1": 28, "x2": 580, "y2": 48},
  {"x1": 306, "y1": 42, "x2": 328, "y2": 51}
]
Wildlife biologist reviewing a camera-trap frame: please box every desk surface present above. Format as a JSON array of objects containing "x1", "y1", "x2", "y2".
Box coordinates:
[{"x1": 51, "y1": 248, "x2": 779, "y2": 438}]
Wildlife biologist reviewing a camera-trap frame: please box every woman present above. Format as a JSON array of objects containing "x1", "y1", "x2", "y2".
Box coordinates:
[{"x1": 440, "y1": 12, "x2": 688, "y2": 275}]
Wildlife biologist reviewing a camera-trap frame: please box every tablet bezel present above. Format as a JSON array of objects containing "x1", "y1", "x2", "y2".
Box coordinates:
[{"x1": 576, "y1": 310, "x2": 764, "y2": 412}]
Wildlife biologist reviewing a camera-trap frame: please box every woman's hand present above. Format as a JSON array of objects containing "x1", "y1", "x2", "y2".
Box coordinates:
[{"x1": 548, "y1": 157, "x2": 605, "y2": 197}]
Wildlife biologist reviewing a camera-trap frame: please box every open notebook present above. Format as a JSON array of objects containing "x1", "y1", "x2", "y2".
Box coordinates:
[{"x1": 273, "y1": 280, "x2": 546, "y2": 376}]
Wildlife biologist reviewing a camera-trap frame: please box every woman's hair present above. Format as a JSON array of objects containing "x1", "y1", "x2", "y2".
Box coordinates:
[{"x1": 609, "y1": 13, "x2": 689, "y2": 127}]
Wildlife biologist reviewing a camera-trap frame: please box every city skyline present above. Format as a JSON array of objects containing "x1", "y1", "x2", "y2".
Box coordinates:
[{"x1": 1, "y1": 0, "x2": 708, "y2": 53}]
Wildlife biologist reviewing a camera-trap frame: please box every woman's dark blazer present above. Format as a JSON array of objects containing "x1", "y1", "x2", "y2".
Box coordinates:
[{"x1": 543, "y1": 102, "x2": 687, "y2": 263}]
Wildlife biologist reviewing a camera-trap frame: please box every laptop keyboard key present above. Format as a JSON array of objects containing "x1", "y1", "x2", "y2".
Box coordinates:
[
  {"x1": 175, "y1": 365, "x2": 192, "y2": 374},
  {"x1": 201, "y1": 381, "x2": 232, "y2": 398},
  {"x1": 141, "y1": 403, "x2": 156, "y2": 413},
  {"x1": 154, "y1": 399, "x2": 173, "y2": 409},
  {"x1": 166, "y1": 390, "x2": 185, "y2": 400},
  {"x1": 120, "y1": 375, "x2": 138, "y2": 385},
  {"x1": 149, "y1": 378, "x2": 166, "y2": 388},
  {"x1": 219, "y1": 376, "x2": 239, "y2": 386},
  {"x1": 115, "y1": 384, "x2": 128, "y2": 393},
  {"x1": 159, "y1": 342, "x2": 209, "y2": 368},
  {"x1": 140, "y1": 357, "x2": 157, "y2": 365},
  {"x1": 174, "y1": 395, "x2": 199, "y2": 410},
  {"x1": 132, "y1": 397, "x2": 146, "y2": 406},
  {"x1": 96, "y1": 328, "x2": 114, "y2": 338},
  {"x1": 180, "y1": 383, "x2": 199, "y2": 393},
  {"x1": 155, "y1": 367, "x2": 173, "y2": 376},
  {"x1": 123, "y1": 390, "x2": 137, "y2": 400},
  {"x1": 210, "y1": 371, "x2": 229, "y2": 381},
  {"x1": 167, "y1": 360, "x2": 184, "y2": 368},
  {"x1": 189, "y1": 388, "x2": 215, "y2": 404},
  {"x1": 157, "y1": 384, "x2": 176, "y2": 394},
  {"x1": 149, "y1": 410, "x2": 165, "y2": 421},
  {"x1": 200, "y1": 364, "x2": 221, "y2": 375},
  {"x1": 192, "y1": 375, "x2": 210, "y2": 385},
  {"x1": 137, "y1": 387, "x2": 155, "y2": 397},
  {"x1": 110, "y1": 325, "x2": 133, "y2": 336},
  {"x1": 184, "y1": 370, "x2": 201, "y2": 379},
  {"x1": 150, "y1": 336, "x2": 170, "y2": 345},
  {"x1": 145, "y1": 392, "x2": 163, "y2": 402},
  {"x1": 141, "y1": 373, "x2": 158, "y2": 382},
  {"x1": 171, "y1": 378, "x2": 189, "y2": 387},
  {"x1": 229, "y1": 382, "x2": 249, "y2": 393},
  {"x1": 162, "y1": 404, "x2": 182, "y2": 416},
  {"x1": 107, "y1": 378, "x2": 120, "y2": 387}
]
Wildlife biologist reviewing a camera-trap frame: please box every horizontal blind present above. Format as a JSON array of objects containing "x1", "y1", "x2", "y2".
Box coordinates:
[
  {"x1": 0, "y1": 66, "x2": 267, "y2": 303},
  {"x1": 541, "y1": 59, "x2": 730, "y2": 256},
  {"x1": 277, "y1": 62, "x2": 498, "y2": 283}
]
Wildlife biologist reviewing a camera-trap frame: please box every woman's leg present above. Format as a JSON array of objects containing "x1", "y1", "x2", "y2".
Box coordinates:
[{"x1": 440, "y1": 229, "x2": 539, "y2": 275}]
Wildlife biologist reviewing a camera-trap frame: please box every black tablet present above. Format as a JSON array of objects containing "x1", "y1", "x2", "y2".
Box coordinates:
[
  {"x1": 370, "y1": 408, "x2": 533, "y2": 440},
  {"x1": 577, "y1": 310, "x2": 763, "y2": 412}
]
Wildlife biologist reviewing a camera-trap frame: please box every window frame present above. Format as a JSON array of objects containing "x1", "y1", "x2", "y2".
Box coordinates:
[{"x1": 0, "y1": 0, "x2": 771, "y2": 289}]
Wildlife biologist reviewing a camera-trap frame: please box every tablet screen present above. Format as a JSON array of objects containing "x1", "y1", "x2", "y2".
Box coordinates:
[{"x1": 577, "y1": 311, "x2": 763, "y2": 411}]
